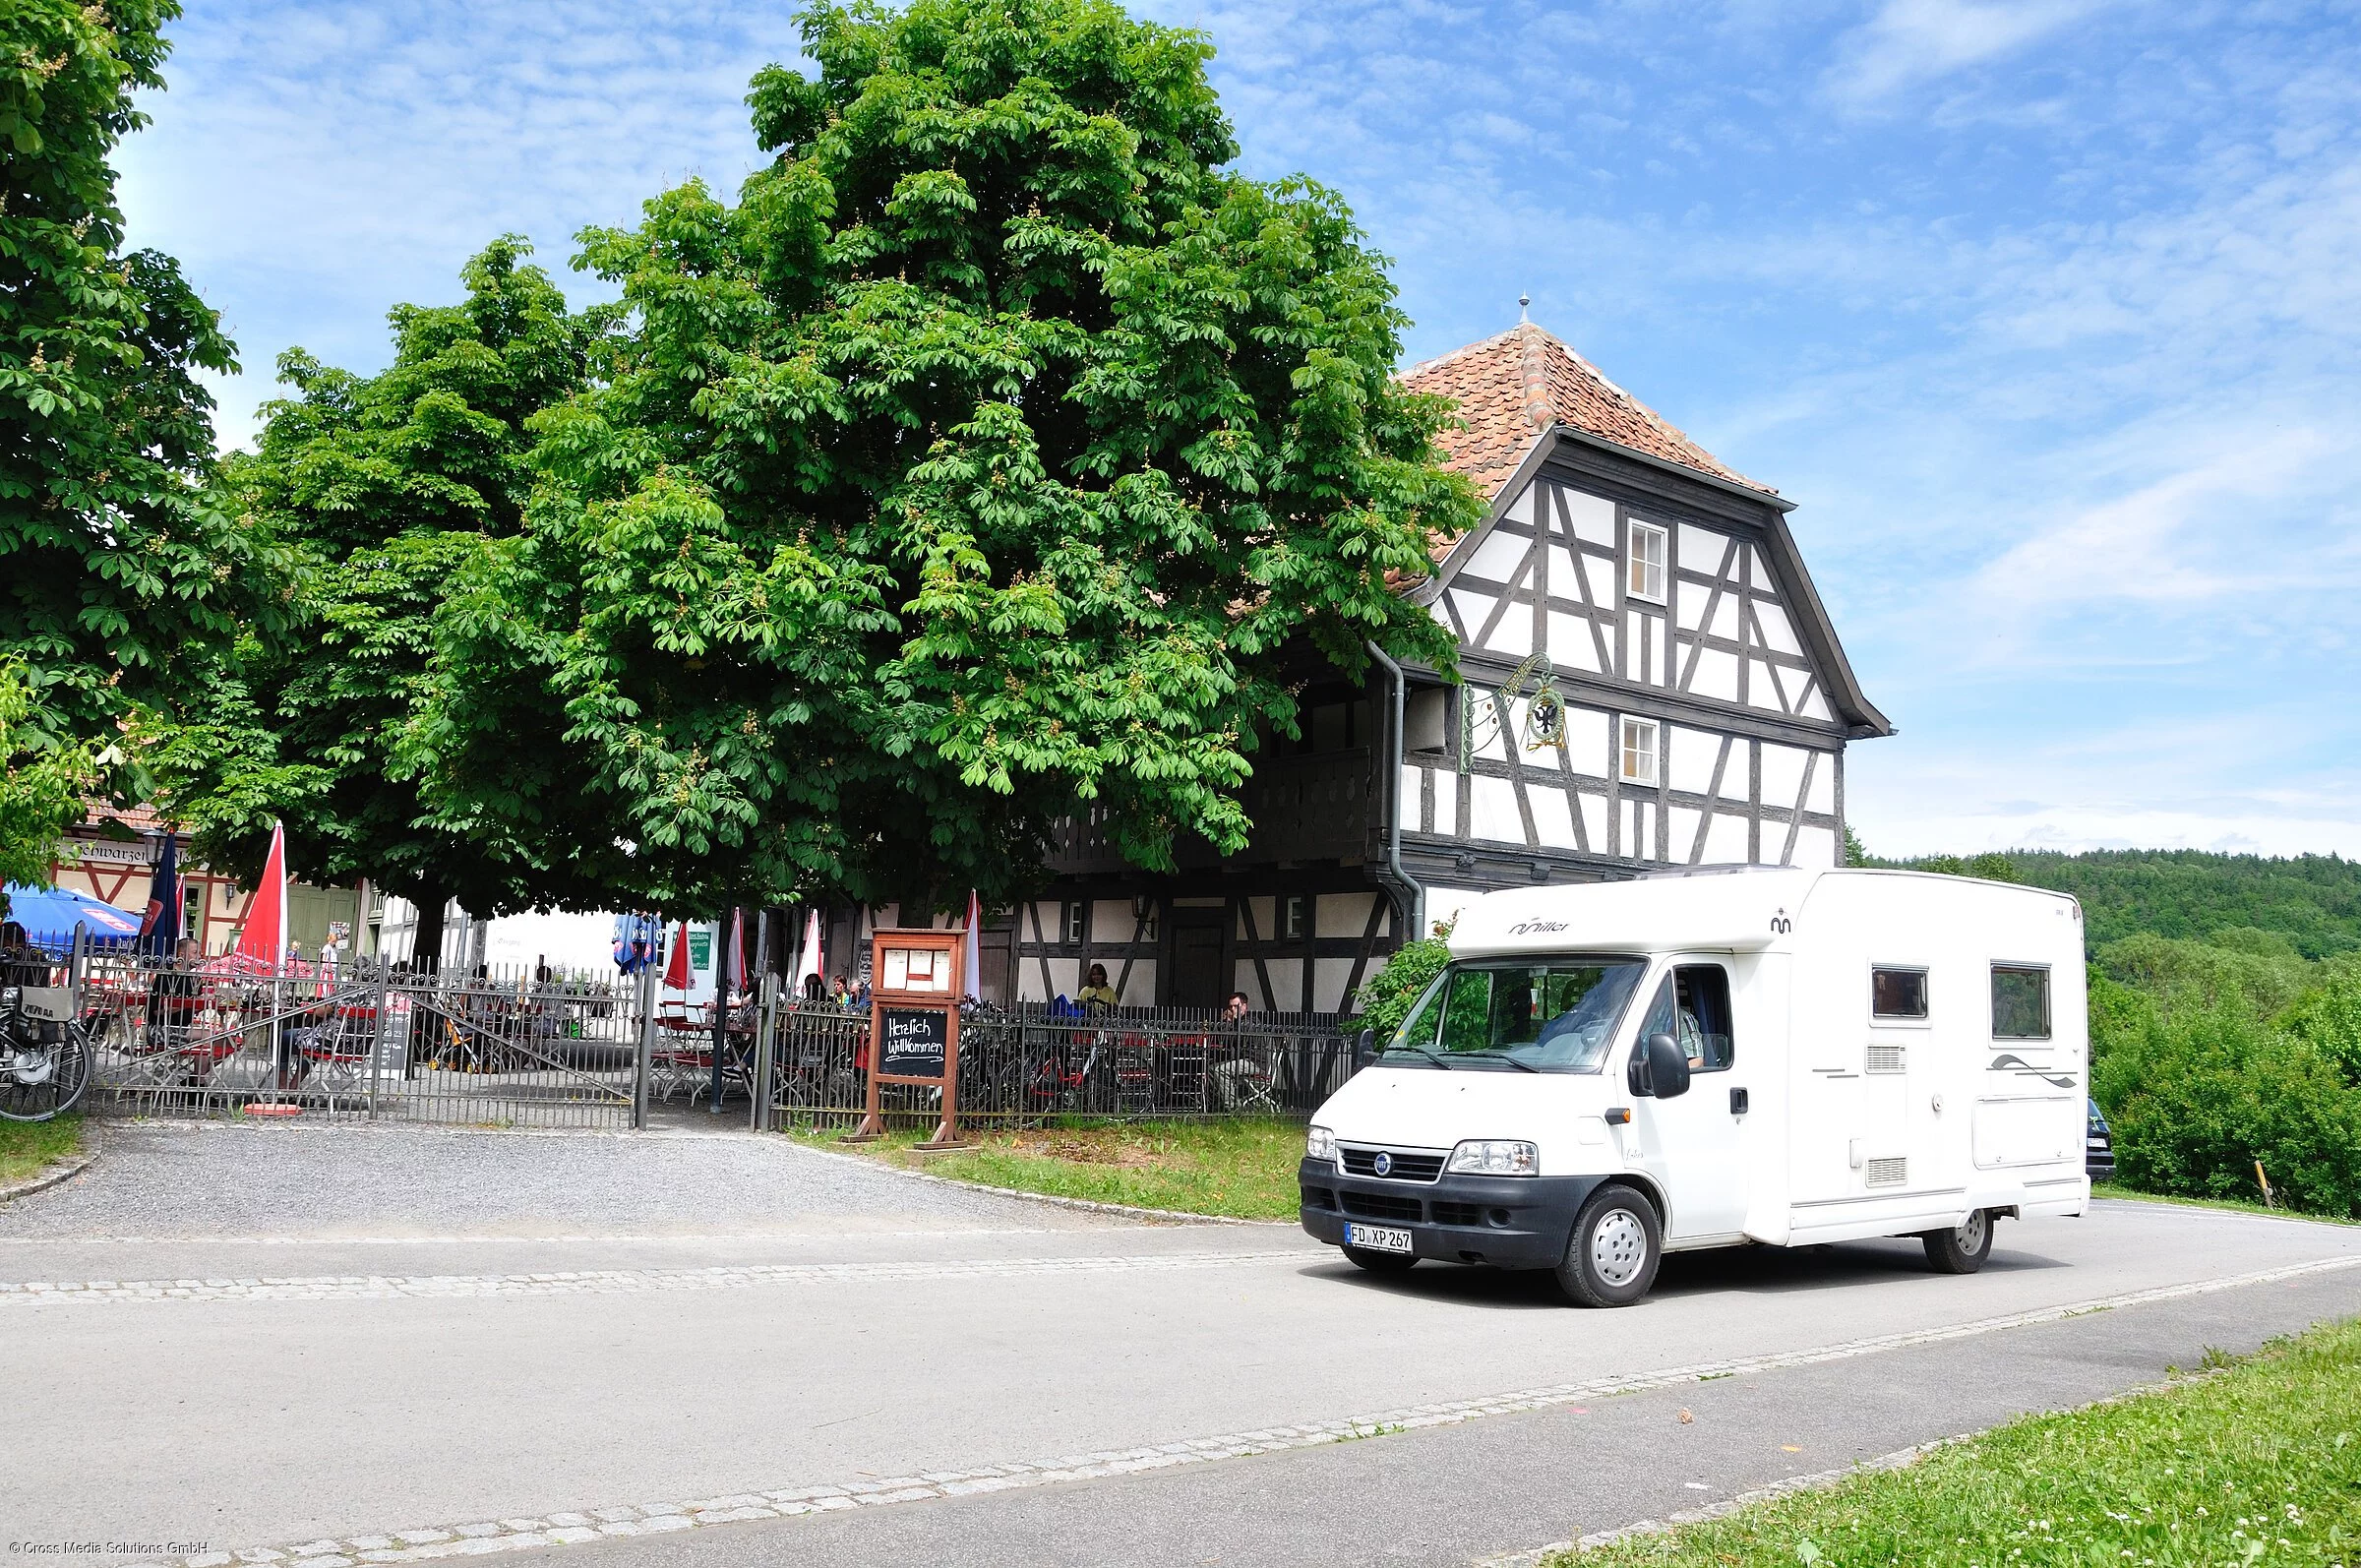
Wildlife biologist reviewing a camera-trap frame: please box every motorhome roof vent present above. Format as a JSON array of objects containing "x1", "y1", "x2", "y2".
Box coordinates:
[
  {"x1": 1864, "y1": 1156, "x2": 1907, "y2": 1187},
  {"x1": 1866, "y1": 1045, "x2": 1907, "y2": 1073}
]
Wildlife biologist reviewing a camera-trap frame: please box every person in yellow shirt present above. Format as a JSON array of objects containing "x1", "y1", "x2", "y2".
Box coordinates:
[{"x1": 1076, "y1": 963, "x2": 1120, "y2": 1012}]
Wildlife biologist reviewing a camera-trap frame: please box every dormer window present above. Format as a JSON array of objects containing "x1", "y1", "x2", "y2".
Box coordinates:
[
  {"x1": 1618, "y1": 716, "x2": 1660, "y2": 786},
  {"x1": 1627, "y1": 519, "x2": 1667, "y2": 603}
]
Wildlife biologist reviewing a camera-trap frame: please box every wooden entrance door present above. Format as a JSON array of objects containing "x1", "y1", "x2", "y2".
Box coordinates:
[{"x1": 1168, "y1": 910, "x2": 1226, "y2": 1009}]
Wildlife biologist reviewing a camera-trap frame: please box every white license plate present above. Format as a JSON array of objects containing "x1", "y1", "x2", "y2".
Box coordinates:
[{"x1": 1346, "y1": 1224, "x2": 1414, "y2": 1254}]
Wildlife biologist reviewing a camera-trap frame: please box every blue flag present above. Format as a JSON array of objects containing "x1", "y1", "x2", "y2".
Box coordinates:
[{"x1": 139, "y1": 831, "x2": 181, "y2": 957}]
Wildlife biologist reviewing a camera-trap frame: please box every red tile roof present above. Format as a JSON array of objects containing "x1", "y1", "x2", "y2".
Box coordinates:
[{"x1": 1401, "y1": 322, "x2": 1771, "y2": 504}]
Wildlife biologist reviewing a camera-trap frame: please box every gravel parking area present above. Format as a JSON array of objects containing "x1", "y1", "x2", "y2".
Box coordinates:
[{"x1": 0, "y1": 1118, "x2": 1122, "y2": 1239}]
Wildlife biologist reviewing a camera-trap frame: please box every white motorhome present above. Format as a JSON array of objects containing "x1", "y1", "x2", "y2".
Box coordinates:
[{"x1": 1299, "y1": 868, "x2": 2089, "y2": 1306}]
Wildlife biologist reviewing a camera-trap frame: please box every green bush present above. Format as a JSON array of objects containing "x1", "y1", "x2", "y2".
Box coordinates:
[
  {"x1": 1352, "y1": 935, "x2": 1449, "y2": 1042},
  {"x1": 2277, "y1": 953, "x2": 2361, "y2": 1087},
  {"x1": 2107, "y1": 1008, "x2": 2361, "y2": 1219},
  {"x1": 2095, "y1": 931, "x2": 2313, "y2": 1022}
]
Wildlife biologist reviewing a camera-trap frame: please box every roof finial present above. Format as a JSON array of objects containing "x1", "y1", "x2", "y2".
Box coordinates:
[{"x1": 1518, "y1": 293, "x2": 1531, "y2": 323}]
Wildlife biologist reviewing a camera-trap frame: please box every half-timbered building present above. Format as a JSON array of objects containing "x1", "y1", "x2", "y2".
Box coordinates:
[{"x1": 1005, "y1": 319, "x2": 1890, "y2": 1012}]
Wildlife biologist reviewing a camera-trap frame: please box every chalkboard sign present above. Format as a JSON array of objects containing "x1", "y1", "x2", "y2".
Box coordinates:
[{"x1": 879, "y1": 1007, "x2": 948, "y2": 1079}]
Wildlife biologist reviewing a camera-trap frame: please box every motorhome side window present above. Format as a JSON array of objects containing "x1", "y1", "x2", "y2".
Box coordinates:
[
  {"x1": 1991, "y1": 964, "x2": 2051, "y2": 1040},
  {"x1": 1870, "y1": 967, "x2": 1929, "y2": 1020},
  {"x1": 1638, "y1": 965, "x2": 1735, "y2": 1071}
]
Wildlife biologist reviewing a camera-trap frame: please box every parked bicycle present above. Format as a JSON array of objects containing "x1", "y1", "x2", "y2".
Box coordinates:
[{"x1": 2, "y1": 982, "x2": 93, "y2": 1122}]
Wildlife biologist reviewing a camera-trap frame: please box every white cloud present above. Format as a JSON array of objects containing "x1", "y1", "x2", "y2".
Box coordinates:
[{"x1": 1823, "y1": 0, "x2": 2108, "y2": 105}]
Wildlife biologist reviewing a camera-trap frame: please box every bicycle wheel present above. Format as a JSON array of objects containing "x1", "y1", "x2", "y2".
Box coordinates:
[{"x1": 0, "y1": 1029, "x2": 93, "y2": 1121}]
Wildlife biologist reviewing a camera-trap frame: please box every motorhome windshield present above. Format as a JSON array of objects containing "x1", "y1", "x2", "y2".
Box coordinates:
[{"x1": 1384, "y1": 958, "x2": 1648, "y2": 1072}]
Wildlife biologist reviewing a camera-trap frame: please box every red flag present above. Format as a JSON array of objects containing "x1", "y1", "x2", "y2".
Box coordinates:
[
  {"x1": 233, "y1": 821, "x2": 287, "y2": 974},
  {"x1": 662, "y1": 920, "x2": 691, "y2": 992}
]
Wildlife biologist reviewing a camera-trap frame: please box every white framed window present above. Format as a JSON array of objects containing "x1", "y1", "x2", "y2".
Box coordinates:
[
  {"x1": 1061, "y1": 901, "x2": 1086, "y2": 945},
  {"x1": 1280, "y1": 894, "x2": 1310, "y2": 941},
  {"x1": 1627, "y1": 518, "x2": 1668, "y2": 603},
  {"x1": 1617, "y1": 716, "x2": 1660, "y2": 786}
]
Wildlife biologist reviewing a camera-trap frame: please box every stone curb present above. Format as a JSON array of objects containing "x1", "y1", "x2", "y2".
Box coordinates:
[
  {"x1": 0, "y1": 1147, "x2": 94, "y2": 1205},
  {"x1": 781, "y1": 1134, "x2": 1293, "y2": 1227}
]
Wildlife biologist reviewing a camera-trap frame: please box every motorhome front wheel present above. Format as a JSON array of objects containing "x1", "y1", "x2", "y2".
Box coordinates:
[{"x1": 1555, "y1": 1184, "x2": 1663, "y2": 1307}]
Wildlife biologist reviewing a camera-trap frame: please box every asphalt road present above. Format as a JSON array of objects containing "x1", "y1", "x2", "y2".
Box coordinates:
[{"x1": 3, "y1": 1121, "x2": 2356, "y2": 1568}]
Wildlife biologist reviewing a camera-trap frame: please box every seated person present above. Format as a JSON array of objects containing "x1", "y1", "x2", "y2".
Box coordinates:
[{"x1": 1075, "y1": 963, "x2": 1120, "y2": 1013}]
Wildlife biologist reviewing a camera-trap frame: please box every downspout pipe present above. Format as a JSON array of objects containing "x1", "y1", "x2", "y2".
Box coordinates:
[{"x1": 1365, "y1": 640, "x2": 1425, "y2": 943}]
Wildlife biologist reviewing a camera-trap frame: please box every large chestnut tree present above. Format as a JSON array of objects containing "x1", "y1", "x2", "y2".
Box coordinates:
[{"x1": 411, "y1": 0, "x2": 1476, "y2": 914}]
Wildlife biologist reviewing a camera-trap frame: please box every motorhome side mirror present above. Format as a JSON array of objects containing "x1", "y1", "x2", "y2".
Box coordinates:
[
  {"x1": 1353, "y1": 1027, "x2": 1376, "y2": 1073},
  {"x1": 1646, "y1": 1033, "x2": 1692, "y2": 1100}
]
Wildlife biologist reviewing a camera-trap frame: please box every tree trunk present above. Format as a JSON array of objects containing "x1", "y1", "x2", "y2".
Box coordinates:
[{"x1": 409, "y1": 888, "x2": 448, "y2": 974}]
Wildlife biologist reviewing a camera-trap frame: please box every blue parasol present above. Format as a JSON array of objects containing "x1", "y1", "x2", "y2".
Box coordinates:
[{"x1": 2, "y1": 883, "x2": 145, "y2": 953}]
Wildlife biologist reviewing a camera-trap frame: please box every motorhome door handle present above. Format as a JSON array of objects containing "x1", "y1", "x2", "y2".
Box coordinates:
[{"x1": 1729, "y1": 1087, "x2": 1749, "y2": 1116}]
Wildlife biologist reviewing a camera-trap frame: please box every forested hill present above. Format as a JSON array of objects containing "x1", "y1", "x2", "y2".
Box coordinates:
[{"x1": 1884, "y1": 849, "x2": 2361, "y2": 958}]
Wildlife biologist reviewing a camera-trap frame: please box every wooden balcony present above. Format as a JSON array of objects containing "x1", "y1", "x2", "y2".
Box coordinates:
[{"x1": 1045, "y1": 749, "x2": 1375, "y2": 876}]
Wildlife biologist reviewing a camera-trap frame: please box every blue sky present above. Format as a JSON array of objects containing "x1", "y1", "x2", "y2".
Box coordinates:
[{"x1": 116, "y1": 0, "x2": 2361, "y2": 859}]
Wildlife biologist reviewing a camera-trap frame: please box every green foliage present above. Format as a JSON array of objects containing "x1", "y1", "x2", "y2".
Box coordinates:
[
  {"x1": 1553, "y1": 1316, "x2": 2361, "y2": 1568},
  {"x1": 2081, "y1": 927, "x2": 2361, "y2": 1217},
  {"x1": 2278, "y1": 954, "x2": 2361, "y2": 1087},
  {"x1": 1351, "y1": 935, "x2": 1449, "y2": 1039},
  {"x1": 1, "y1": 0, "x2": 289, "y2": 747},
  {"x1": 146, "y1": 240, "x2": 623, "y2": 918},
  {"x1": 409, "y1": 0, "x2": 1479, "y2": 913},
  {"x1": 2102, "y1": 1005, "x2": 2361, "y2": 1218},
  {"x1": 2095, "y1": 929, "x2": 2314, "y2": 1023},
  {"x1": 2015, "y1": 848, "x2": 2361, "y2": 959},
  {"x1": 0, "y1": 660, "x2": 93, "y2": 898},
  {"x1": 1895, "y1": 850, "x2": 2022, "y2": 883}
]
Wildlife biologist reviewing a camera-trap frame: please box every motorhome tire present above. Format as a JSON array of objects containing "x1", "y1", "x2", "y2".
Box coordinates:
[
  {"x1": 1922, "y1": 1208, "x2": 1994, "y2": 1274},
  {"x1": 1555, "y1": 1184, "x2": 1662, "y2": 1307},
  {"x1": 1341, "y1": 1245, "x2": 1418, "y2": 1274}
]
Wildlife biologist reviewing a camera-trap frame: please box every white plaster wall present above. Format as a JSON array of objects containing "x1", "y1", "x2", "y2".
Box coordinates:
[
  {"x1": 1314, "y1": 956, "x2": 1361, "y2": 1014},
  {"x1": 1706, "y1": 811, "x2": 1752, "y2": 865},
  {"x1": 1565, "y1": 488, "x2": 1615, "y2": 547},
  {"x1": 1469, "y1": 775, "x2": 1523, "y2": 843}
]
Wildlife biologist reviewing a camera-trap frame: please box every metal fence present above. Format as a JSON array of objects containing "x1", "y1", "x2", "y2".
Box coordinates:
[
  {"x1": 74, "y1": 953, "x2": 650, "y2": 1129},
  {"x1": 60, "y1": 948, "x2": 1359, "y2": 1134},
  {"x1": 760, "y1": 1001, "x2": 1357, "y2": 1132}
]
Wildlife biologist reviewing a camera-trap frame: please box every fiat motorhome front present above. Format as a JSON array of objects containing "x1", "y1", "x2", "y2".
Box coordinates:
[{"x1": 1298, "y1": 868, "x2": 2089, "y2": 1306}]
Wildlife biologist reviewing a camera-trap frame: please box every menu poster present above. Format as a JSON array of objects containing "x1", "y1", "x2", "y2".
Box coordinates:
[{"x1": 881, "y1": 946, "x2": 948, "y2": 993}]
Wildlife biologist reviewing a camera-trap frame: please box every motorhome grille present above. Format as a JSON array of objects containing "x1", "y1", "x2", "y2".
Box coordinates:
[
  {"x1": 1864, "y1": 1156, "x2": 1908, "y2": 1187},
  {"x1": 1340, "y1": 1147, "x2": 1446, "y2": 1182},
  {"x1": 1340, "y1": 1191, "x2": 1423, "y2": 1224},
  {"x1": 1866, "y1": 1045, "x2": 1907, "y2": 1073},
  {"x1": 1430, "y1": 1201, "x2": 1485, "y2": 1227}
]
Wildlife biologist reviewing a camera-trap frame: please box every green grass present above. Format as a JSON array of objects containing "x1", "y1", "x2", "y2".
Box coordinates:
[
  {"x1": 1549, "y1": 1315, "x2": 2361, "y2": 1567},
  {"x1": 787, "y1": 1116, "x2": 1307, "y2": 1220},
  {"x1": 0, "y1": 1113, "x2": 84, "y2": 1188},
  {"x1": 2094, "y1": 1181, "x2": 2358, "y2": 1226}
]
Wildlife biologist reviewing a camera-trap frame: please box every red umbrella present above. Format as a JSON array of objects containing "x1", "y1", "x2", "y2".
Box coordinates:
[
  {"x1": 661, "y1": 921, "x2": 692, "y2": 992},
  {"x1": 230, "y1": 821, "x2": 287, "y2": 975},
  {"x1": 727, "y1": 908, "x2": 747, "y2": 995}
]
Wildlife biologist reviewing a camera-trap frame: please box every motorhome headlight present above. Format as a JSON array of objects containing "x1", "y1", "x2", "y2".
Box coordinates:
[
  {"x1": 1448, "y1": 1140, "x2": 1539, "y2": 1176},
  {"x1": 1305, "y1": 1125, "x2": 1338, "y2": 1167}
]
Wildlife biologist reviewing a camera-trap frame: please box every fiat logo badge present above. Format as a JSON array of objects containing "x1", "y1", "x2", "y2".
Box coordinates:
[{"x1": 1373, "y1": 1151, "x2": 1394, "y2": 1176}]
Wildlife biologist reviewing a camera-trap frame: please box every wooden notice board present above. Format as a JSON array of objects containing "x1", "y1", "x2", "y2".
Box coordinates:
[{"x1": 846, "y1": 928, "x2": 967, "y2": 1149}]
